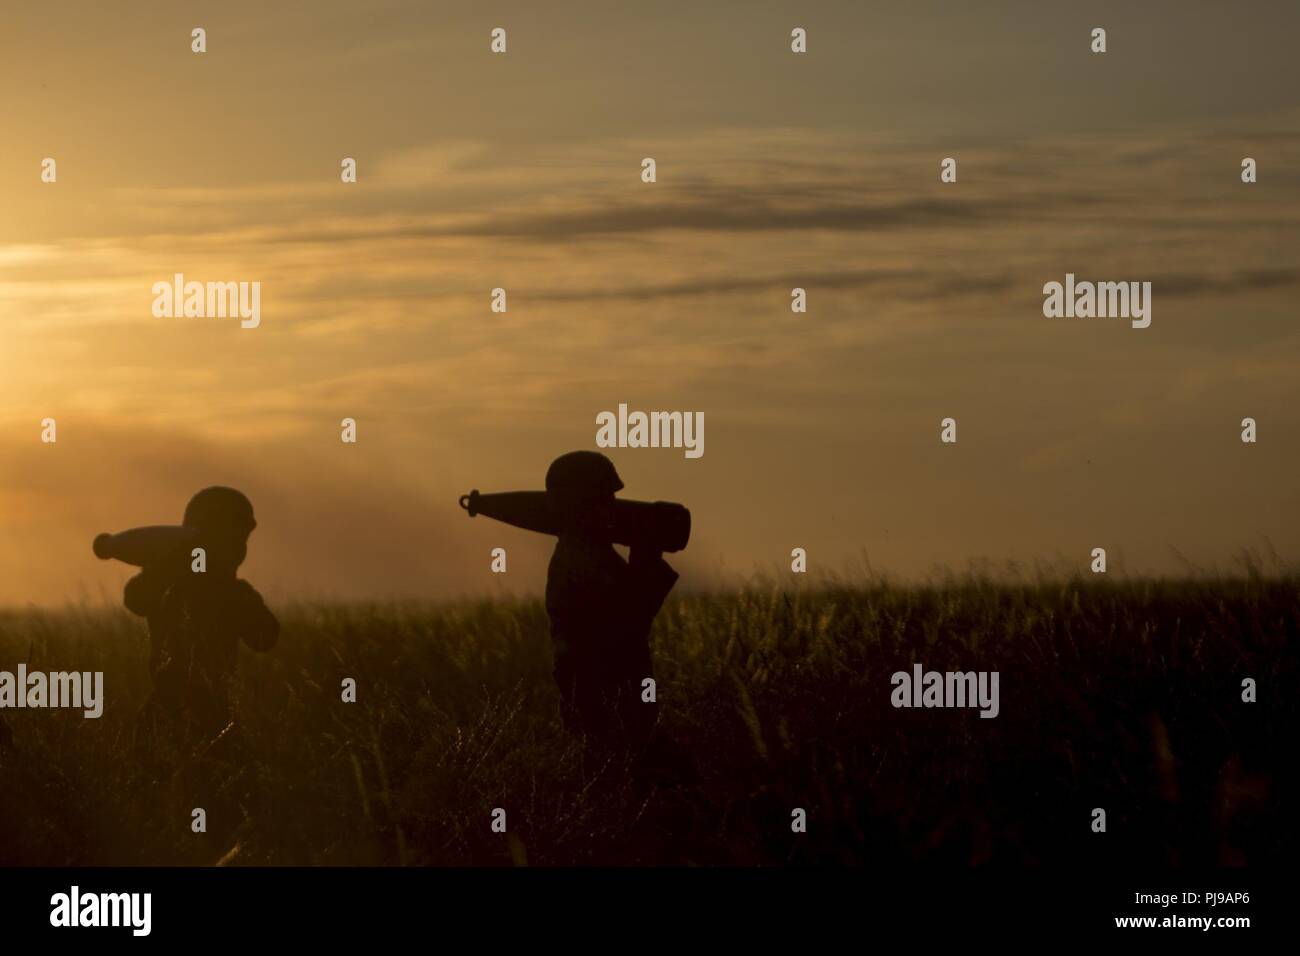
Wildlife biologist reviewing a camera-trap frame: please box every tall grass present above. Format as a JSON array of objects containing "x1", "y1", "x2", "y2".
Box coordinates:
[{"x1": 1, "y1": 572, "x2": 1295, "y2": 866}]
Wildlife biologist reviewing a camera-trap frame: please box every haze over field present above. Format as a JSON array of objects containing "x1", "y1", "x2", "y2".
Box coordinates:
[{"x1": 2, "y1": 1, "x2": 1298, "y2": 604}]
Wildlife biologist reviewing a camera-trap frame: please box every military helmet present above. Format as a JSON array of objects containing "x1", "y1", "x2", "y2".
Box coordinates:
[
  {"x1": 545, "y1": 451, "x2": 623, "y2": 499},
  {"x1": 183, "y1": 486, "x2": 257, "y2": 533}
]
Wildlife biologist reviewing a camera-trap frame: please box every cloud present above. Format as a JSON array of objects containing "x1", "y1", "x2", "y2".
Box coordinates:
[
  {"x1": 524, "y1": 268, "x2": 1016, "y2": 303},
  {"x1": 1147, "y1": 269, "x2": 1300, "y2": 297}
]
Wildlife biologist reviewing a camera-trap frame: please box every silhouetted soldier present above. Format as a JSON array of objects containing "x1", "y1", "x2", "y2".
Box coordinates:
[
  {"x1": 131, "y1": 487, "x2": 279, "y2": 749},
  {"x1": 545, "y1": 452, "x2": 678, "y2": 748}
]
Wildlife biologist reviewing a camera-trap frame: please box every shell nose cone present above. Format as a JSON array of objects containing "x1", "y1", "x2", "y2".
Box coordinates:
[{"x1": 92, "y1": 533, "x2": 114, "y2": 560}]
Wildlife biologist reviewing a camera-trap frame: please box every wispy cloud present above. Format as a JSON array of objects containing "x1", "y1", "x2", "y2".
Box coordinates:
[{"x1": 3, "y1": 109, "x2": 1299, "y2": 601}]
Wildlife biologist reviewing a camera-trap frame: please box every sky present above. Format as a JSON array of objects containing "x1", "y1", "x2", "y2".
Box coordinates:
[{"x1": 1, "y1": 0, "x2": 1298, "y2": 605}]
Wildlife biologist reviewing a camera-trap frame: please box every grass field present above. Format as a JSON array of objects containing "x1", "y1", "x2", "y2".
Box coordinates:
[{"x1": 0, "y1": 571, "x2": 1295, "y2": 867}]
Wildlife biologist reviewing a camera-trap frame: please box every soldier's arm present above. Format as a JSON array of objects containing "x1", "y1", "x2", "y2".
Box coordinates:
[
  {"x1": 123, "y1": 569, "x2": 170, "y2": 618},
  {"x1": 624, "y1": 548, "x2": 679, "y2": 626},
  {"x1": 228, "y1": 579, "x2": 280, "y2": 652}
]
